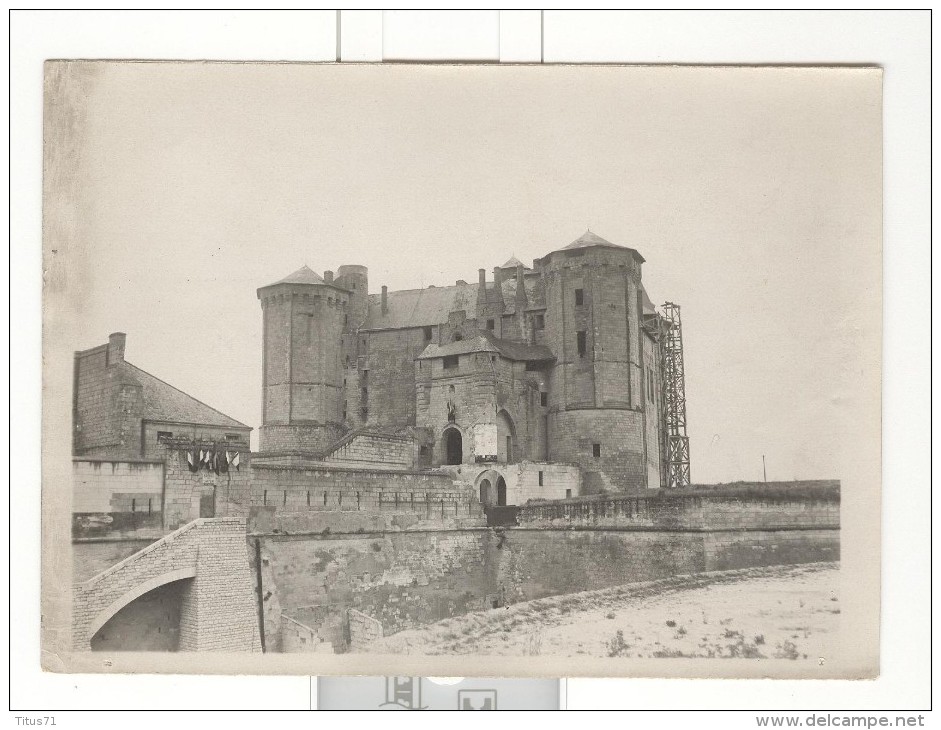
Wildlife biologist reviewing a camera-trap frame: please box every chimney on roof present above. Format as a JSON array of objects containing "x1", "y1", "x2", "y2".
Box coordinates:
[
  {"x1": 492, "y1": 267, "x2": 505, "y2": 303},
  {"x1": 381, "y1": 285, "x2": 388, "y2": 315},
  {"x1": 108, "y1": 332, "x2": 126, "y2": 365},
  {"x1": 515, "y1": 265, "x2": 528, "y2": 308},
  {"x1": 324, "y1": 270, "x2": 334, "y2": 283}
]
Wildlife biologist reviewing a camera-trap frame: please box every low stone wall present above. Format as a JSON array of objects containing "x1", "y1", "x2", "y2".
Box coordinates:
[
  {"x1": 245, "y1": 462, "x2": 484, "y2": 530},
  {"x1": 348, "y1": 608, "x2": 384, "y2": 650},
  {"x1": 281, "y1": 613, "x2": 332, "y2": 653},
  {"x1": 520, "y1": 481, "x2": 840, "y2": 530},
  {"x1": 323, "y1": 431, "x2": 415, "y2": 470}
]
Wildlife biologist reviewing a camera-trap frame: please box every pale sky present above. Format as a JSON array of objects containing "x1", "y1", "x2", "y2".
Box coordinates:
[{"x1": 47, "y1": 62, "x2": 881, "y2": 483}]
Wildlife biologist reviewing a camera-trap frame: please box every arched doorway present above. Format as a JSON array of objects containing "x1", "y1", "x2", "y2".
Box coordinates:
[
  {"x1": 444, "y1": 428, "x2": 463, "y2": 465},
  {"x1": 478, "y1": 478, "x2": 493, "y2": 507},
  {"x1": 496, "y1": 476, "x2": 507, "y2": 506},
  {"x1": 496, "y1": 410, "x2": 518, "y2": 464}
]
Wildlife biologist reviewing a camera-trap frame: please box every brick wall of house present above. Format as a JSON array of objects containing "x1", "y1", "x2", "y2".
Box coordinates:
[{"x1": 73, "y1": 337, "x2": 144, "y2": 459}]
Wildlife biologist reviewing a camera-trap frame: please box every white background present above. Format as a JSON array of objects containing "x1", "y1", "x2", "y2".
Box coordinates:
[{"x1": 7, "y1": 8, "x2": 931, "y2": 718}]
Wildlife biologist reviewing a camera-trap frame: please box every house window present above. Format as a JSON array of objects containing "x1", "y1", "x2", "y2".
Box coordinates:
[
  {"x1": 575, "y1": 288, "x2": 584, "y2": 306},
  {"x1": 592, "y1": 443, "x2": 602, "y2": 458},
  {"x1": 156, "y1": 431, "x2": 173, "y2": 443},
  {"x1": 540, "y1": 391, "x2": 548, "y2": 407},
  {"x1": 486, "y1": 319, "x2": 495, "y2": 330},
  {"x1": 443, "y1": 355, "x2": 459, "y2": 370},
  {"x1": 538, "y1": 471, "x2": 544, "y2": 486},
  {"x1": 225, "y1": 433, "x2": 241, "y2": 441},
  {"x1": 533, "y1": 313, "x2": 545, "y2": 330},
  {"x1": 577, "y1": 331, "x2": 587, "y2": 357},
  {"x1": 423, "y1": 326, "x2": 433, "y2": 341}
]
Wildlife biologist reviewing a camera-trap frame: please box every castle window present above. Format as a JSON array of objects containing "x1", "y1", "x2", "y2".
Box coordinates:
[
  {"x1": 533, "y1": 314, "x2": 545, "y2": 330},
  {"x1": 263, "y1": 490, "x2": 268, "y2": 506},
  {"x1": 131, "y1": 498, "x2": 136, "y2": 513},
  {"x1": 592, "y1": 443, "x2": 602, "y2": 458},
  {"x1": 423, "y1": 326, "x2": 433, "y2": 341},
  {"x1": 148, "y1": 498, "x2": 152, "y2": 513},
  {"x1": 156, "y1": 431, "x2": 173, "y2": 443},
  {"x1": 443, "y1": 355, "x2": 459, "y2": 370},
  {"x1": 538, "y1": 471, "x2": 544, "y2": 486},
  {"x1": 283, "y1": 490, "x2": 287, "y2": 506},
  {"x1": 566, "y1": 489, "x2": 572, "y2": 498},
  {"x1": 453, "y1": 333, "x2": 463, "y2": 342},
  {"x1": 575, "y1": 288, "x2": 584, "y2": 306},
  {"x1": 486, "y1": 319, "x2": 495, "y2": 330},
  {"x1": 540, "y1": 392, "x2": 548, "y2": 407},
  {"x1": 307, "y1": 491, "x2": 311, "y2": 507},
  {"x1": 577, "y1": 330, "x2": 587, "y2": 357}
]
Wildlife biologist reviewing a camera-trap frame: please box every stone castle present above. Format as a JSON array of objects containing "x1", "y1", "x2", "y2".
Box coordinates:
[{"x1": 258, "y1": 230, "x2": 670, "y2": 498}]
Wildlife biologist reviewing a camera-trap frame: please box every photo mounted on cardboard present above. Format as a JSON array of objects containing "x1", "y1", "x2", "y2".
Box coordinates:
[{"x1": 41, "y1": 62, "x2": 881, "y2": 678}]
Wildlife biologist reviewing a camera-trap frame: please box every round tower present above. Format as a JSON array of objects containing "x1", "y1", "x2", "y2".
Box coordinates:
[
  {"x1": 335, "y1": 264, "x2": 369, "y2": 330},
  {"x1": 540, "y1": 231, "x2": 649, "y2": 491},
  {"x1": 257, "y1": 265, "x2": 349, "y2": 453}
]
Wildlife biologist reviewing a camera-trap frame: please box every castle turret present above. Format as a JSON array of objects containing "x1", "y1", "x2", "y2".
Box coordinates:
[
  {"x1": 335, "y1": 264, "x2": 369, "y2": 331},
  {"x1": 258, "y1": 265, "x2": 349, "y2": 453},
  {"x1": 540, "y1": 231, "x2": 650, "y2": 490}
]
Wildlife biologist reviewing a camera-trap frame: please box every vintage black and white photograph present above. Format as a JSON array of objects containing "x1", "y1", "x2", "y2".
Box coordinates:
[{"x1": 41, "y1": 62, "x2": 882, "y2": 678}]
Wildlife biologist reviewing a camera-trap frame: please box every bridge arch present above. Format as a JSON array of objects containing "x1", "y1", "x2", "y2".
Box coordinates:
[{"x1": 85, "y1": 566, "x2": 197, "y2": 646}]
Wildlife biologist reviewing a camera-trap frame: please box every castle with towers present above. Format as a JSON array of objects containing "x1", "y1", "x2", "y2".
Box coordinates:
[{"x1": 257, "y1": 230, "x2": 675, "y2": 497}]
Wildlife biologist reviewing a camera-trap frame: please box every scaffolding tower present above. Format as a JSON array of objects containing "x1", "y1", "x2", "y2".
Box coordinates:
[{"x1": 660, "y1": 302, "x2": 691, "y2": 488}]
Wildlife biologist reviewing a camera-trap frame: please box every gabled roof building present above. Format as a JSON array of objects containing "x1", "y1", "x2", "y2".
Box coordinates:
[{"x1": 73, "y1": 333, "x2": 251, "y2": 459}]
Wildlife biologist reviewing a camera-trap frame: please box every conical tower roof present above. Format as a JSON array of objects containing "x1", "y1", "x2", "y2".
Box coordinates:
[
  {"x1": 268, "y1": 265, "x2": 325, "y2": 286},
  {"x1": 563, "y1": 230, "x2": 624, "y2": 250},
  {"x1": 499, "y1": 255, "x2": 529, "y2": 269}
]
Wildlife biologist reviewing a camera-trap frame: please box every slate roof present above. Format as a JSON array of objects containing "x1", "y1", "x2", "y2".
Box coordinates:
[
  {"x1": 364, "y1": 283, "x2": 482, "y2": 329},
  {"x1": 417, "y1": 331, "x2": 554, "y2": 363},
  {"x1": 499, "y1": 255, "x2": 529, "y2": 269},
  {"x1": 563, "y1": 230, "x2": 624, "y2": 250},
  {"x1": 263, "y1": 265, "x2": 325, "y2": 288},
  {"x1": 120, "y1": 362, "x2": 250, "y2": 429}
]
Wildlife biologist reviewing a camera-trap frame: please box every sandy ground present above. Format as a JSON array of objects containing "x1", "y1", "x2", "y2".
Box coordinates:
[{"x1": 369, "y1": 562, "x2": 839, "y2": 659}]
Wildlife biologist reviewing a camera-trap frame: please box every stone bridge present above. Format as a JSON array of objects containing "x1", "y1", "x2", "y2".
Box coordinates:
[{"x1": 72, "y1": 517, "x2": 260, "y2": 652}]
